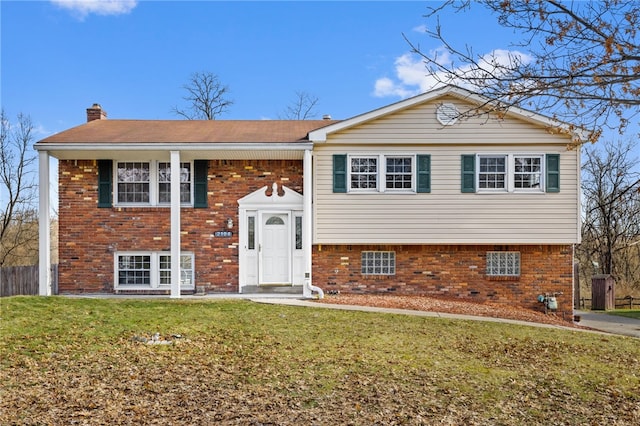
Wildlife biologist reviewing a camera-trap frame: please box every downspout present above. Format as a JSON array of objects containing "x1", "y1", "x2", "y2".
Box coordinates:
[{"x1": 303, "y1": 149, "x2": 323, "y2": 299}]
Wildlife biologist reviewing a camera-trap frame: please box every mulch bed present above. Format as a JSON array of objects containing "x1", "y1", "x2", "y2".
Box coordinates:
[{"x1": 315, "y1": 293, "x2": 582, "y2": 328}]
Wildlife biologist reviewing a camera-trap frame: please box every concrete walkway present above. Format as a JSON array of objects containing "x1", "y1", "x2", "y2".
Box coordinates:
[
  {"x1": 252, "y1": 298, "x2": 640, "y2": 338},
  {"x1": 64, "y1": 293, "x2": 640, "y2": 338}
]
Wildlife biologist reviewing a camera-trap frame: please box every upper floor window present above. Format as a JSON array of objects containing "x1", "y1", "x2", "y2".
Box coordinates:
[
  {"x1": 333, "y1": 154, "x2": 430, "y2": 194},
  {"x1": 116, "y1": 161, "x2": 193, "y2": 206},
  {"x1": 158, "y1": 162, "x2": 192, "y2": 203},
  {"x1": 478, "y1": 156, "x2": 506, "y2": 190},
  {"x1": 385, "y1": 156, "x2": 413, "y2": 190},
  {"x1": 349, "y1": 155, "x2": 415, "y2": 192},
  {"x1": 473, "y1": 154, "x2": 546, "y2": 193},
  {"x1": 514, "y1": 156, "x2": 542, "y2": 189},
  {"x1": 117, "y1": 162, "x2": 150, "y2": 203},
  {"x1": 350, "y1": 156, "x2": 378, "y2": 190}
]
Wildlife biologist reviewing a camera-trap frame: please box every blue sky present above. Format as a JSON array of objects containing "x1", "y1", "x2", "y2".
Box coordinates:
[
  {"x1": 2, "y1": 0, "x2": 638, "y2": 168},
  {"x1": 2, "y1": 0, "x2": 521, "y2": 135}
]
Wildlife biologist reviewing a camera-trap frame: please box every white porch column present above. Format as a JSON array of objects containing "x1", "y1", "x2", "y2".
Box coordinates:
[
  {"x1": 170, "y1": 151, "x2": 181, "y2": 298},
  {"x1": 38, "y1": 151, "x2": 51, "y2": 296},
  {"x1": 303, "y1": 149, "x2": 314, "y2": 297}
]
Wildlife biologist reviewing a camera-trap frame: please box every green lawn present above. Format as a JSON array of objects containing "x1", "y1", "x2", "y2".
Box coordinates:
[
  {"x1": 608, "y1": 309, "x2": 640, "y2": 320},
  {"x1": 1, "y1": 296, "x2": 639, "y2": 425}
]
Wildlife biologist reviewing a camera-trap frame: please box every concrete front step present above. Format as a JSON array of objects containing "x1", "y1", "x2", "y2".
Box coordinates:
[{"x1": 241, "y1": 285, "x2": 303, "y2": 295}]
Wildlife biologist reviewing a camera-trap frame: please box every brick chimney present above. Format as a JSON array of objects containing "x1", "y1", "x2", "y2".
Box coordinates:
[{"x1": 86, "y1": 103, "x2": 107, "y2": 122}]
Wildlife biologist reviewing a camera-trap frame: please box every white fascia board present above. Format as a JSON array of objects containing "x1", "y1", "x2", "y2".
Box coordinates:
[{"x1": 33, "y1": 142, "x2": 314, "y2": 151}]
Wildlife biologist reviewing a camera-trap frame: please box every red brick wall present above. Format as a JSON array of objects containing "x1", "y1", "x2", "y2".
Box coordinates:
[
  {"x1": 312, "y1": 244, "x2": 574, "y2": 311},
  {"x1": 57, "y1": 159, "x2": 303, "y2": 294}
]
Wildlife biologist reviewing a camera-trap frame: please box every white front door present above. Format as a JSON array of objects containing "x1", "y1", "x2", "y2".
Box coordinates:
[{"x1": 260, "y1": 213, "x2": 290, "y2": 284}]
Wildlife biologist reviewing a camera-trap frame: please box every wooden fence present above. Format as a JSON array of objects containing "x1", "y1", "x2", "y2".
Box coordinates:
[
  {"x1": 578, "y1": 296, "x2": 640, "y2": 310},
  {"x1": 0, "y1": 264, "x2": 58, "y2": 297}
]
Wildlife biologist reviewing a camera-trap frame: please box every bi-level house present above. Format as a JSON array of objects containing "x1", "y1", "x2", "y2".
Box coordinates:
[{"x1": 35, "y1": 85, "x2": 582, "y2": 311}]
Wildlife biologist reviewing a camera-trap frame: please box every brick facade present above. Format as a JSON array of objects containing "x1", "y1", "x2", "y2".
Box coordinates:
[
  {"x1": 312, "y1": 244, "x2": 573, "y2": 311},
  {"x1": 57, "y1": 159, "x2": 303, "y2": 294}
]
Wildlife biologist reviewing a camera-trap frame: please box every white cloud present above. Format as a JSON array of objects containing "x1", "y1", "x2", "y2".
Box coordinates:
[
  {"x1": 51, "y1": 0, "x2": 138, "y2": 19},
  {"x1": 373, "y1": 48, "x2": 533, "y2": 99},
  {"x1": 373, "y1": 52, "x2": 443, "y2": 98},
  {"x1": 412, "y1": 24, "x2": 427, "y2": 33}
]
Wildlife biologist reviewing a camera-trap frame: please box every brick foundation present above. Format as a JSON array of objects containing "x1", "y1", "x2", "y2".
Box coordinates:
[{"x1": 312, "y1": 244, "x2": 573, "y2": 311}]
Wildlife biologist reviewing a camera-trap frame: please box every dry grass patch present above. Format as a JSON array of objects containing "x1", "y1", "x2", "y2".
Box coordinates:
[{"x1": 1, "y1": 296, "x2": 639, "y2": 425}]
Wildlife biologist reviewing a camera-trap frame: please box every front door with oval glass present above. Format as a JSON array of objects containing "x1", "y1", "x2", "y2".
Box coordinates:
[{"x1": 260, "y1": 213, "x2": 290, "y2": 284}]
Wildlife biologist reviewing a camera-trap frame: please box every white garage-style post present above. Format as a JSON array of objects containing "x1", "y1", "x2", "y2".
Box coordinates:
[
  {"x1": 38, "y1": 150, "x2": 51, "y2": 296},
  {"x1": 170, "y1": 151, "x2": 181, "y2": 299}
]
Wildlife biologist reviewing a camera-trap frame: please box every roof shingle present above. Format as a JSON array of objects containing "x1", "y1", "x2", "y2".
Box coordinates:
[{"x1": 38, "y1": 119, "x2": 339, "y2": 144}]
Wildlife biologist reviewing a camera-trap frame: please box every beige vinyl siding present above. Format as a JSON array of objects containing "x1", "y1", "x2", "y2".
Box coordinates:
[
  {"x1": 327, "y1": 96, "x2": 568, "y2": 145},
  {"x1": 313, "y1": 98, "x2": 580, "y2": 245}
]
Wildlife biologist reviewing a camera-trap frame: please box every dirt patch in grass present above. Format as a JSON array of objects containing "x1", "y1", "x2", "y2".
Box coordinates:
[{"x1": 315, "y1": 293, "x2": 580, "y2": 327}]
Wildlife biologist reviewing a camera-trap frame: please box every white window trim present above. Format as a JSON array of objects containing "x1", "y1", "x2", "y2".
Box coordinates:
[
  {"x1": 114, "y1": 251, "x2": 195, "y2": 290},
  {"x1": 476, "y1": 154, "x2": 545, "y2": 194},
  {"x1": 348, "y1": 154, "x2": 416, "y2": 194},
  {"x1": 113, "y1": 160, "x2": 194, "y2": 207}
]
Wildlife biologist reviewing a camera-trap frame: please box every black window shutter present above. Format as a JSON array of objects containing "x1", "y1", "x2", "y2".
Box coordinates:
[
  {"x1": 546, "y1": 154, "x2": 560, "y2": 192},
  {"x1": 416, "y1": 154, "x2": 431, "y2": 193},
  {"x1": 97, "y1": 160, "x2": 113, "y2": 208},
  {"x1": 194, "y1": 160, "x2": 209, "y2": 207},
  {"x1": 333, "y1": 154, "x2": 347, "y2": 193},
  {"x1": 461, "y1": 155, "x2": 476, "y2": 193}
]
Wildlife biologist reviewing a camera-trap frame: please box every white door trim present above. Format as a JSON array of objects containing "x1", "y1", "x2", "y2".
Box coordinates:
[{"x1": 237, "y1": 184, "x2": 304, "y2": 292}]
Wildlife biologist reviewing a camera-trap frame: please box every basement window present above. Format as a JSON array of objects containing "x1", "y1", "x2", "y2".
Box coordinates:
[
  {"x1": 116, "y1": 252, "x2": 194, "y2": 290},
  {"x1": 486, "y1": 252, "x2": 520, "y2": 277},
  {"x1": 361, "y1": 251, "x2": 396, "y2": 275}
]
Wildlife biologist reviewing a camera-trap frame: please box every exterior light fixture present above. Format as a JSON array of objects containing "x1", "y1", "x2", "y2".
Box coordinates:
[{"x1": 227, "y1": 218, "x2": 233, "y2": 229}]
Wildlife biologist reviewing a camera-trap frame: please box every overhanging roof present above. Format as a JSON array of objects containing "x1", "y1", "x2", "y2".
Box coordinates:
[
  {"x1": 37, "y1": 119, "x2": 338, "y2": 144},
  {"x1": 35, "y1": 119, "x2": 339, "y2": 160}
]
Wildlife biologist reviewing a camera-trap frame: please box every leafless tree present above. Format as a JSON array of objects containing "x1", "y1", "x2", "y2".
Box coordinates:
[
  {"x1": 0, "y1": 111, "x2": 38, "y2": 266},
  {"x1": 579, "y1": 139, "x2": 640, "y2": 292},
  {"x1": 172, "y1": 71, "x2": 233, "y2": 120},
  {"x1": 278, "y1": 91, "x2": 320, "y2": 120},
  {"x1": 406, "y1": 0, "x2": 640, "y2": 143}
]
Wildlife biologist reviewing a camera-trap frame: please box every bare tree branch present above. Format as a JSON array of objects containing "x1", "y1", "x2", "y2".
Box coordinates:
[
  {"x1": 278, "y1": 91, "x2": 320, "y2": 120},
  {"x1": 0, "y1": 110, "x2": 38, "y2": 266},
  {"x1": 407, "y1": 0, "x2": 640, "y2": 143},
  {"x1": 578, "y1": 139, "x2": 640, "y2": 291},
  {"x1": 172, "y1": 71, "x2": 233, "y2": 120}
]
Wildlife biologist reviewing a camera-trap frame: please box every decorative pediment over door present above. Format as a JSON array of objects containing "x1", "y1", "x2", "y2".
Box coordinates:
[{"x1": 237, "y1": 182, "x2": 303, "y2": 210}]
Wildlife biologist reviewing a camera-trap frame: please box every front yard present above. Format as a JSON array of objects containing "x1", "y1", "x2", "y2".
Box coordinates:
[{"x1": 1, "y1": 296, "x2": 639, "y2": 425}]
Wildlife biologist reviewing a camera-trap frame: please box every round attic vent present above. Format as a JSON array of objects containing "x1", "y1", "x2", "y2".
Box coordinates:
[{"x1": 436, "y1": 103, "x2": 459, "y2": 126}]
